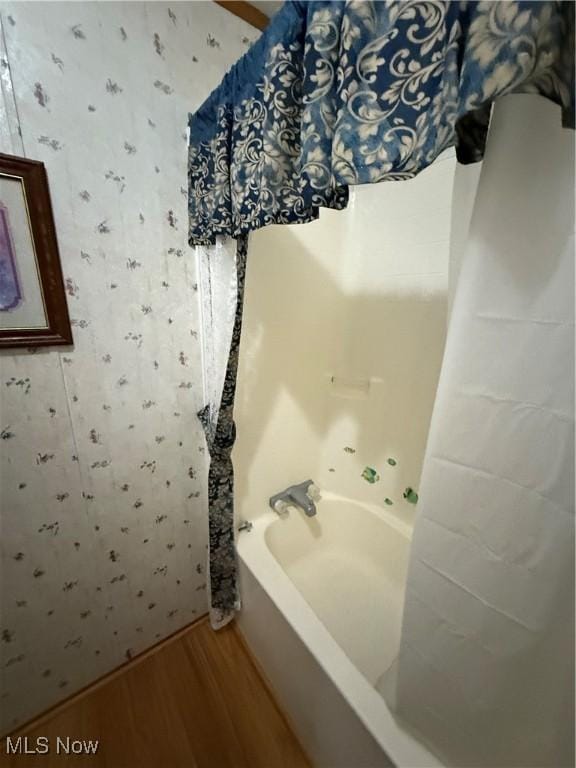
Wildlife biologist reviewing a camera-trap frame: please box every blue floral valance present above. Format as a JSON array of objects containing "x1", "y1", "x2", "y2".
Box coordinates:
[{"x1": 188, "y1": 1, "x2": 574, "y2": 245}]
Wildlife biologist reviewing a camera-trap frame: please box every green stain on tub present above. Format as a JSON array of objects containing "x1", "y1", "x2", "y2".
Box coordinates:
[
  {"x1": 387, "y1": 458, "x2": 397, "y2": 466},
  {"x1": 403, "y1": 487, "x2": 419, "y2": 504},
  {"x1": 344, "y1": 446, "x2": 356, "y2": 454},
  {"x1": 361, "y1": 466, "x2": 380, "y2": 484},
  {"x1": 384, "y1": 498, "x2": 394, "y2": 505}
]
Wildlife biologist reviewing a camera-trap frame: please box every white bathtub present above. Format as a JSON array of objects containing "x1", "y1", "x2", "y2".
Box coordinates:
[{"x1": 237, "y1": 492, "x2": 441, "y2": 768}]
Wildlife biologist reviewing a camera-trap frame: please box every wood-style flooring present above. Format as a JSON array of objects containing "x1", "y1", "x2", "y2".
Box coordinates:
[{"x1": 0, "y1": 618, "x2": 311, "y2": 768}]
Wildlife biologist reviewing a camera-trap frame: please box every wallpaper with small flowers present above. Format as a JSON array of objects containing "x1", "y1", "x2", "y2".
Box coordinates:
[{"x1": 0, "y1": 1, "x2": 259, "y2": 734}]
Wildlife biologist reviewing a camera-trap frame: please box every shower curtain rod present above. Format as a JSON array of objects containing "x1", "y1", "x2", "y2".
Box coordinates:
[{"x1": 214, "y1": 1, "x2": 269, "y2": 30}]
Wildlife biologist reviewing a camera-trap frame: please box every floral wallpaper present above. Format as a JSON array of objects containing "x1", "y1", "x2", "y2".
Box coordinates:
[{"x1": 0, "y1": 1, "x2": 259, "y2": 734}]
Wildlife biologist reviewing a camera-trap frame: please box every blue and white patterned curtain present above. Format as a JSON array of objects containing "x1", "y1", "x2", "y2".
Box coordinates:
[
  {"x1": 188, "y1": 0, "x2": 574, "y2": 626},
  {"x1": 189, "y1": 0, "x2": 573, "y2": 246}
]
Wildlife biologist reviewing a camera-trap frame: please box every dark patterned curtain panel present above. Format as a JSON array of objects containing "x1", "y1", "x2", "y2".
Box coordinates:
[
  {"x1": 197, "y1": 236, "x2": 248, "y2": 627},
  {"x1": 188, "y1": 0, "x2": 574, "y2": 627}
]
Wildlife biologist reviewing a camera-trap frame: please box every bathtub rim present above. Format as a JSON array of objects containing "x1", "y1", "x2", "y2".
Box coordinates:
[{"x1": 236, "y1": 492, "x2": 443, "y2": 768}]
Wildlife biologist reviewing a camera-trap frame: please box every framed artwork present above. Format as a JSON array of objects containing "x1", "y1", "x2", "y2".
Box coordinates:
[{"x1": 0, "y1": 153, "x2": 72, "y2": 348}]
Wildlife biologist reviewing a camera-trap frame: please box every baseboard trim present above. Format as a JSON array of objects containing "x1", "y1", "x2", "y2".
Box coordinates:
[{"x1": 4, "y1": 612, "x2": 209, "y2": 738}]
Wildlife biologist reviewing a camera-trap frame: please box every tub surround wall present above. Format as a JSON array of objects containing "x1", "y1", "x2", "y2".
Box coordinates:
[
  {"x1": 234, "y1": 149, "x2": 455, "y2": 766},
  {"x1": 234, "y1": 150, "x2": 456, "y2": 527},
  {"x1": 0, "y1": 1, "x2": 258, "y2": 734}
]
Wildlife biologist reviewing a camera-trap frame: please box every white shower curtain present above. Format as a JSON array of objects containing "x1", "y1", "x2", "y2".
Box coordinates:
[{"x1": 390, "y1": 95, "x2": 575, "y2": 767}]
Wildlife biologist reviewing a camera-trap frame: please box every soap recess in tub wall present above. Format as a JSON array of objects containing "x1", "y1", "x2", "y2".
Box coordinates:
[{"x1": 327, "y1": 374, "x2": 383, "y2": 400}]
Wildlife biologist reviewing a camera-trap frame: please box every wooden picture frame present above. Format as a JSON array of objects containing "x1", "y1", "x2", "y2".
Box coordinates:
[{"x1": 0, "y1": 153, "x2": 72, "y2": 348}]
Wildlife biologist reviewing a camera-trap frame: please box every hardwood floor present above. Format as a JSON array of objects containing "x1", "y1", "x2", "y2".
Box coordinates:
[{"x1": 0, "y1": 619, "x2": 311, "y2": 768}]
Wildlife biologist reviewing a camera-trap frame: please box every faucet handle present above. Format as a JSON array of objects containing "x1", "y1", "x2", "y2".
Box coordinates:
[
  {"x1": 273, "y1": 499, "x2": 291, "y2": 516},
  {"x1": 307, "y1": 483, "x2": 321, "y2": 502}
]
